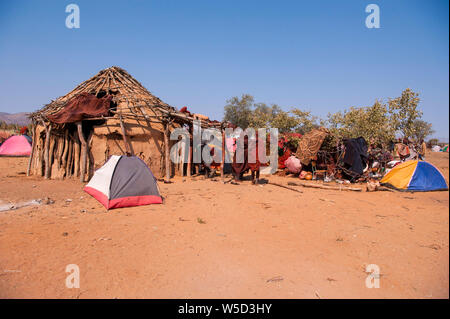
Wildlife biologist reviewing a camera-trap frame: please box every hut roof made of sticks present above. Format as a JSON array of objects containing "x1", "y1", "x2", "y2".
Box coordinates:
[{"x1": 29, "y1": 66, "x2": 201, "y2": 127}]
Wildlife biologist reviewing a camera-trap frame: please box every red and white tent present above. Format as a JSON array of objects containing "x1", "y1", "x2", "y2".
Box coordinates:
[{"x1": 84, "y1": 155, "x2": 162, "y2": 209}]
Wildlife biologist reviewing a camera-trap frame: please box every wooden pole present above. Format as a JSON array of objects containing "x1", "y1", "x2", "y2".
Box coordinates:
[
  {"x1": 119, "y1": 115, "x2": 133, "y2": 156},
  {"x1": 26, "y1": 122, "x2": 36, "y2": 176},
  {"x1": 287, "y1": 181, "x2": 362, "y2": 192},
  {"x1": 66, "y1": 137, "x2": 73, "y2": 177},
  {"x1": 49, "y1": 134, "x2": 56, "y2": 173},
  {"x1": 61, "y1": 130, "x2": 69, "y2": 168},
  {"x1": 73, "y1": 133, "x2": 80, "y2": 178},
  {"x1": 87, "y1": 131, "x2": 94, "y2": 180},
  {"x1": 44, "y1": 124, "x2": 52, "y2": 179},
  {"x1": 221, "y1": 128, "x2": 225, "y2": 181},
  {"x1": 268, "y1": 182, "x2": 304, "y2": 193},
  {"x1": 164, "y1": 121, "x2": 171, "y2": 182},
  {"x1": 77, "y1": 121, "x2": 87, "y2": 182},
  {"x1": 187, "y1": 133, "x2": 192, "y2": 178}
]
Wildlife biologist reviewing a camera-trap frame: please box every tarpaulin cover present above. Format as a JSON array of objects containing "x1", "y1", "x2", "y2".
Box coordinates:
[
  {"x1": 342, "y1": 137, "x2": 368, "y2": 176},
  {"x1": 47, "y1": 92, "x2": 112, "y2": 124},
  {"x1": 381, "y1": 160, "x2": 448, "y2": 191},
  {"x1": 295, "y1": 128, "x2": 329, "y2": 165},
  {"x1": 0, "y1": 135, "x2": 32, "y2": 156}
]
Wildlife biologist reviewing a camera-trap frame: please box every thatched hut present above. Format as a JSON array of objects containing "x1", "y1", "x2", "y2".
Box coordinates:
[{"x1": 28, "y1": 66, "x2": 219, "y2": 182}]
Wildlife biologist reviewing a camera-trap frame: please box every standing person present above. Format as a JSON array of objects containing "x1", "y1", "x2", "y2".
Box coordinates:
[
  {"x1": 418, "y1": 139, "x2": 427, "y2": 160},
  {"x1": 232, "y1": 134, "x2": 250, "y2": 182},
  {"x1": 388, "y1": 139, "x2": 395, "y2": 156},
  {"x1": 231, "y1": 134, "x2": 262, "y2": 184}
]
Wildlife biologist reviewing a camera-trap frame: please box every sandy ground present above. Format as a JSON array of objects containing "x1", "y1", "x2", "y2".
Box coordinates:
[{"x1": 0, "y1": 152, "x2": 448, "y2": 299}]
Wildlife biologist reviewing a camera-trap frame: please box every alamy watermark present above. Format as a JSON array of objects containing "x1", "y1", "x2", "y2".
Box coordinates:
[
  {"x1": 65, "y1": 264, "x2": 80, "y2": 288},
  {"x1": 365, "y1": 264, "x2": 380, "y2": 288},
  {"x1": 169, "y1": 120, "x2": 279, "y2": 173},
  {"x1": 65, "y1": 4, "x2": 80, "y2": 29},
  {"x1": 365, "y1": 4, "x2": 380, "y2": 29}
]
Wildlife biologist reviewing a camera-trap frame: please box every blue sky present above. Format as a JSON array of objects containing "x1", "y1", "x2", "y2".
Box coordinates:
[{"x1": 0, "y1": 0, "x2": 448, "y2": 139}]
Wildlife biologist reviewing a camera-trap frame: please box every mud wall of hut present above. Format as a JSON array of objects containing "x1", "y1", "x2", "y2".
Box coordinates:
[{"x1": 29, "y1": 119, "x2": 181, "y2": 181}]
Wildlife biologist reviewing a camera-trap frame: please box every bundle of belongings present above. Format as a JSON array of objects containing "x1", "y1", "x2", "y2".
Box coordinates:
[
  {"x1": 278, "y1": 133, "x2": 302, "y2": 169},
  {"x1": 284, "y1": 156, "x2": 302, "y2": 174},
  {"x1": 395, "y1": 143, "x2": 411, "y2": 160},
  {"x1": 432, "y1": 145, "x2": 441, "y2": 152}
]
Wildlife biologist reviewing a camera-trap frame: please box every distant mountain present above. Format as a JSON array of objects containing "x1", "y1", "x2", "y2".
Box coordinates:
[{"x1": 0, "y1": 112, "x2": 30, "y2": 126}]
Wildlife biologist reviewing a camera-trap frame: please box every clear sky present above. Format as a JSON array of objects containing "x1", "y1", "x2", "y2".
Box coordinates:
[{"x1": 0, "y1": 0, "x2": 448, "y2": 140}]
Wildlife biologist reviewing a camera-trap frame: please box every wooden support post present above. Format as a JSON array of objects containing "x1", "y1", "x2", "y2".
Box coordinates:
[
  {"x1": 221, "y1": 128, "x2": 225, "y2": 181},
  {"x1": 87, "y1": 131, "x2": 94, "y2": 181},
  {"x1": 61, "y1": 130, "x2": 69, "y2": 168},
  {"x1": 77, "y1": 121, "x2": 87, "y2": 182},
  {"x1": 73, "y1": 133, "x2": 80, "y2": 177},
  {"x1": 26, "y1": 122, "x2": 36, "y2": 176},
  {"x1": 119, "y1": 115, "x2": 133, "y2": 156},
  {"x1": 49, "y1": 134, "x2": 56, "y2": 171},
  {"x1": 44, "y1": 124, "x2": 52, "y2": 179},
  {"x1": 164, "y1": 121, "x2": 171, "y2": 182},
  {"x1": 187, "y1": 133, "x2": 192, "y2": 178},
  {"x1": 66, "y1": 137, "x2": 74, "y2": 177}
]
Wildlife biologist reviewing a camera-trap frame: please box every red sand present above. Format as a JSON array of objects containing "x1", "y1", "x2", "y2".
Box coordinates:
[{"x1": 0, "y1": 152, "x2": 448, "y2": 298}]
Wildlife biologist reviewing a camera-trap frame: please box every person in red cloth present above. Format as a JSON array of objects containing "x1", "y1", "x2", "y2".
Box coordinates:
[{"x1": 232, "y1": 133, "x2": 263, "y2": 184}]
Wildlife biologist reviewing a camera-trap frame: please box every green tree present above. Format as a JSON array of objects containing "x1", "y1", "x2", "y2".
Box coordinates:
[
  {"x1": 248, "y1": 103, "x2": 278, "y2": 128},
  {"x1": 290, "y1": 109, "x2": 320, "y2": 134},
  {"x1": 388, "y1": 88, "x2": 422, "y2": 138},
  {"x1": 326, "y1": 100, "x2": 395, "y2": 145},
  {"x1": 225, "y1": 95, "x2": 312, "y2": 133},
  {"x1": 270, "y1": 109, "x2": 300, "y2": 133},
  {"x1": 409, "y1": 119, "x2": 434, "y2": 142},
  {"x1": 223, "y1": 94, "x2": 254, "y2": 129}
]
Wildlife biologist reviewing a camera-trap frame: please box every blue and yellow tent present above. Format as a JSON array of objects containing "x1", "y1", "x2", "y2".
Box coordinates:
[{"x1": 381, "y1": 160, "x2": 448, "y2": 192}]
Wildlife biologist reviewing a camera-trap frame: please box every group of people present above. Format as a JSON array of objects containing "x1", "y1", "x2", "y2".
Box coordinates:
[
  {"x1": 187, "y1": 133, "x2": 263, "y2": 184},
  {"x1": 191, "y1": 132, "x2": 430, "y2": 185},
  {"x1": 392, "y1": 138, "x2": 427, "y2": 162}
]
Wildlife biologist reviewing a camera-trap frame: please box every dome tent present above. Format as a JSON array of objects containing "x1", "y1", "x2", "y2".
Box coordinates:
[
  {"x1": 84, "y1": 155, "x2": 162, "y2": 209},
  {"x1": 381, "y1": 160, "x2": 448, "y2": 192},
  {"x1": 0, "y1": 135, "x2": 32, "y2": 156}
]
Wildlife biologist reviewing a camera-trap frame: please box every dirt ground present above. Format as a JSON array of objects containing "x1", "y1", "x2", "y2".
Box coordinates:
[{"x1": 0, "y1": 152, "x2": 448, "y2": 299}]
